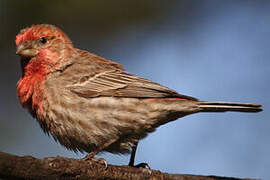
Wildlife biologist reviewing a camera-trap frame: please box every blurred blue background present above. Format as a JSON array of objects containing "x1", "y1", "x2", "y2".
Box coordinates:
[{"x1": 0, "y1": 0, "x2": 269, "y2": 179}]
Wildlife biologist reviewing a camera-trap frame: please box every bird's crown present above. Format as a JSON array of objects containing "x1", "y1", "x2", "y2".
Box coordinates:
[{"x1": 15, "y1": 24, "x2": 71, "y2": 46}]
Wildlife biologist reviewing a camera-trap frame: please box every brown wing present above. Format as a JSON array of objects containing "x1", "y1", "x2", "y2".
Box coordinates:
[{"x1": 69, "y1": 70, "x2": 197, "y2": 100}]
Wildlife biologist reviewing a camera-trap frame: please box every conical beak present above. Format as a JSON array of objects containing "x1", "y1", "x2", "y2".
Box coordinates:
[{"x1": 16, "y1": 43, "x2": 38, "y2": 57}]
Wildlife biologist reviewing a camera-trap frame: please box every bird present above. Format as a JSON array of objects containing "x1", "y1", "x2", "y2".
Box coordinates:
[{"x1": 15, "y1": 24, "x2": 262, "y2": 166}]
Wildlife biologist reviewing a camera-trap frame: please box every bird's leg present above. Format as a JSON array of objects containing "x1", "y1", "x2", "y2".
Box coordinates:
[
  {"x1": 83, "y1": 137, "x2": 119, "y2": 168},
  {"x1": 128, "y1": 141, "x2": 151, "y2": 169},
  {"x1": 128, "y1": 141, "x2": 138, "y2": 166}
]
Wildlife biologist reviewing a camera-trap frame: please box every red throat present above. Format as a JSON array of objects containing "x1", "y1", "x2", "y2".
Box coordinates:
[{"x1": 17, "y1": 58, "x2": 47, "y2": 114}]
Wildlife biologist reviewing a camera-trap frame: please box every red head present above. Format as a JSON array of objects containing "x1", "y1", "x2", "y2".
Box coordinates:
[
  {"x1": 16, "y1": 24, "x2": 73, "y2": 109},
  {"x1": 15, "y1": 24, "x2": 73, "y2": 76}
]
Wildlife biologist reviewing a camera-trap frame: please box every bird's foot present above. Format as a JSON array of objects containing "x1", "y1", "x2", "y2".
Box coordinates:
[
  {"x1": 131, "y1": 162, "x2": 151, "y2": 169},
  {"x1": 131, "y1": 162, "x2": 152, "y2": 176},
  {"x1": 83, "y1": 152, "x2": 108, "y2": 169}
]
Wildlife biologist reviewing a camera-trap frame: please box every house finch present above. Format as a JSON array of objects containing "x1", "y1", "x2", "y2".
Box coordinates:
[{"x1": 15, "y1": 24, "x2": 262, "y2": 166}]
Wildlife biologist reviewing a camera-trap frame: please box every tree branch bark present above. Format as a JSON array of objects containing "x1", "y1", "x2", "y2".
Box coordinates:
[{"x1": 0, "y1": 152, "x2": 256, "y2": 180}]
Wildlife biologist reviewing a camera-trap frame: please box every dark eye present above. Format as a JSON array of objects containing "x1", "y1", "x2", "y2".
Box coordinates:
[{"x1": 39, "y1": 37, "x2": 47, "y2": 44}]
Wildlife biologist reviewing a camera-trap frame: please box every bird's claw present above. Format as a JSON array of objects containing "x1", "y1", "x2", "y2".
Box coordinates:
[
  {"x1": 90, "y1": 157, "x2": 108, "y2": 169},
  {"x1": 132, "y1": 162, "x2": 152, "y2": 176},
  {"x1": 83, "y1": 153, "x2": 108, "y2": 169},
  {"x1": 133, "y1": 162, "x2": 151, "y2": 169}
]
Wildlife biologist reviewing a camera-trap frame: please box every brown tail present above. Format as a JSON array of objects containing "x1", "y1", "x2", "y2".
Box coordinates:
[{"x1": 198, "y1": 101, "x2": 262, "y2": 113}]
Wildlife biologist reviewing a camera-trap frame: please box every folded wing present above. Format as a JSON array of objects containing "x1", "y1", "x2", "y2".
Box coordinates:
[{"x1": 69, "y1": 70, "x2": 197, "y2": 100}]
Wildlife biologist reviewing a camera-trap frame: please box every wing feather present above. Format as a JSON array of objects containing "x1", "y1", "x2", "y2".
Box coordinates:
[{"x1": 69, "y1": 70, "x2": 197, "y2": 100}]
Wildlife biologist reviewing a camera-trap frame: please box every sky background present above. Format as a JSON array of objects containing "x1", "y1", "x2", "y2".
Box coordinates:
[{"x1": 0, "y1": 0, "x2": 269, "y2": 179}]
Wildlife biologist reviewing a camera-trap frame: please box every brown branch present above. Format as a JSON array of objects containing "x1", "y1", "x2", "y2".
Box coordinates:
[{"x1": 0, "y1": 152, "x2": 256, "y2": 180}]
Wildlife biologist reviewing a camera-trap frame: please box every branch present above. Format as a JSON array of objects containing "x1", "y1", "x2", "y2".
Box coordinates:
[{"x1": 0, "y1": 152, "x2": 256, "y2": 180}]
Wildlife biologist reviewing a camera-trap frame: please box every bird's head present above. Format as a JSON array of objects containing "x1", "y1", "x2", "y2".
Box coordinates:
[{"x1": 15, "y1": 24, "x2": 73, "y2": 75}]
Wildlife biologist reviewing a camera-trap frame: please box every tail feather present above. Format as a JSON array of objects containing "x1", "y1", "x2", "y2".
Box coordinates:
[{"x1": 198, "y1": 101, "x2": 262, "y2": 113}]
